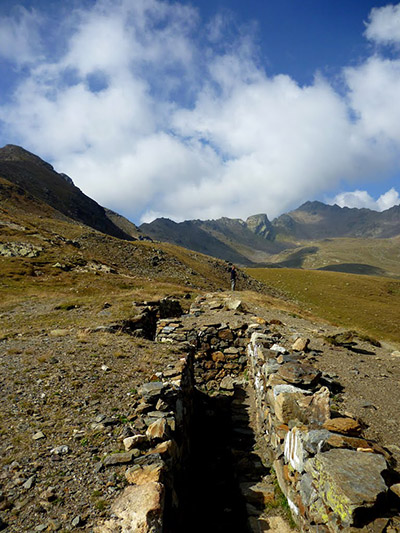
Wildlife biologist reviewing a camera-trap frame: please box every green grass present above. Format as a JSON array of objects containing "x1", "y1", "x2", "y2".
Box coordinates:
[{"x1": 246, "y1": 268, "x2": 400, "y2": 345}]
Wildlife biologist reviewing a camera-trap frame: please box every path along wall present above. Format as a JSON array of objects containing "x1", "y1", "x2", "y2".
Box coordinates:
[{"x1": 247, "y1": 332, "x2": 398, "y2": 533}]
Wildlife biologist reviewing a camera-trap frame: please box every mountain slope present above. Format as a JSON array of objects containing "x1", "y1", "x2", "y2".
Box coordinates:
[
  {"x1": 0, "y1": 144, "x2": 134, "y2": 241},
  {"x1": 140, "y1": 216, "x2": 293, "y2": 265},
  {"x1": 272, "y1": 200, "x2": 400, "y2": 240},
  {"x1": 141, "y1": 201, "x2": 400, "y2": 272},
  {"x1": 140, "y1": 217, "x2": 254, "y2": 264}
]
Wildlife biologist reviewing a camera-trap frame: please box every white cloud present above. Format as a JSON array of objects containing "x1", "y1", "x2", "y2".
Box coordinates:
[
  {"x1": 330, "y1": 188, "x2": 400, "y2": 211},
  {"x1": 377, "y1": 187, "x2": 400, "y2": 210},
  {"x1": 0, "y1": 6, "x2": 43, "y2": 65},
  {"x1": 345, "y1": 56, "x2": 400, "y2": 144},
  {"x1": 365, "y1": 3, "x2": 400, "y2": 45},
  {"x1": 1, "y1": 1, "x2": 400, "y2": 224}
]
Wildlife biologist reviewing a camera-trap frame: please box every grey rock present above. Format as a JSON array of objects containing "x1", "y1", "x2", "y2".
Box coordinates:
[
  {"x1": 303, "y1": 429, "x2": 332, "y2": 454},
  {"x1": 22, "y1": 475, "x2": 36, "y2": 490},
  {"x1": 138, "y1": 382, "x2": 165, "y2": 402},
  {"x1": 305, "y1": 449, "x2": 388, "y2": 526},
  {"x1": 50, "y1": 445, "x2": 69, "y2": 455},
  {"x1": 72, "y1": 515, "x2": 82, "y2": 527},
  {"x1": 103, "y1": 451, "x2": 139, "y2": 466}
]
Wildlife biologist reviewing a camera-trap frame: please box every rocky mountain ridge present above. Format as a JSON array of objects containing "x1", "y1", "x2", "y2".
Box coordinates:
[
  {"x1": 141, "y1": 201, "x2": 400, "y2": 270},
  {"x1": 0, "y1": 144, "x2": 140, "y2": 241}
]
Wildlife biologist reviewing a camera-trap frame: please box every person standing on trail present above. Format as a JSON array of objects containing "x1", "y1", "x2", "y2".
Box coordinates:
[{"x1": 230, "y1": 265, "x2": 237, "y2": 291}]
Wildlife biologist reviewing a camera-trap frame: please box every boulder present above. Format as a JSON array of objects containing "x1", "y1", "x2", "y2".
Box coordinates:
[
  {"x1": 305, "y1": 449, "x2": 387, "y2": 527},
  {"x1": 95, "y1": 483, "x2": 164, "y2": 533}
]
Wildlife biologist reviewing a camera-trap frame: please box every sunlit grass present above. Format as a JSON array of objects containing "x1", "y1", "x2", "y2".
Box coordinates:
[{"x1": 246, "y1": 268, "x2": 400, "y2": 345}]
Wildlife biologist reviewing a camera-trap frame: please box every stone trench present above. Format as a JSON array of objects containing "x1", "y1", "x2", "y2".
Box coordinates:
[{"x1": 94, "y1": 294, "x2": 400, "y2": 533}]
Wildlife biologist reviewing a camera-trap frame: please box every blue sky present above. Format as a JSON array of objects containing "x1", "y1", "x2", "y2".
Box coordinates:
[{"x1": 0, "y1": 0, "x2": 400, "y2": 223}]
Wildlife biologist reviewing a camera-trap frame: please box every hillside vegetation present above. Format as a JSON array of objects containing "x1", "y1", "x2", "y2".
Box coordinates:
[
  {"x1": 264, "y1": 237, "x2": 400, "y2": 277},
  {"x1": 246, "y1": 267, "x2": 400, "y2": 345}
]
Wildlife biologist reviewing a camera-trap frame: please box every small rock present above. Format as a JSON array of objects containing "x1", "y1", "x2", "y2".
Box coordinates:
[
  {"x1": 292, "y1": 337, "x2": 310, "y2": 351},
  {"x1": 49, "y1": 329, "x2": 69, "y2": 337},
  {"x1": 390, "y1": 483, "x2": 400, "y2": 498},
  {"x1": 360, "y1": 401, "x2": 377, "y2": 409},
  {"x1": 323, "y1": 417, "x2": 362, "y2": 436},
  {"x1": 220, "y1": 376, "x2": 235, "y2": 390},
  {"x1": 225, "y1": 299, "x2": 246, "y2": 312},
  {"x1": 146, "y1": 418, "x2": 169, "y2": 441},
  {"x1": 270, "y1": 344, "x2": 287, "y2": 354},
  {"x1": 71, "y1": 515, "x2": 82, "y2": 527},
  {"x1": 278, "y1": 362, "x2": 321, "y2": 387},
  {"x1": 155, "y1": 399, "x2": 169, "y2": 411},
  {"x1": 125, "y1": 463, "x2": 164, "y2": 485},
  {"x1": 138, "y1": 382, "x2": 165, "y2": 402},
  {"x1": 211, "y1": 351, "x2": 226, "y2": 363},
  {"x1": 50, "y1": 445, "x2": 69, "y2": 455},
  {"x1": 33, "y1": 431, "x2": 46, "y2": 440},
  {"x1": 40, "y1": 487, "x2": 56, "y2": 502},
  {"x1": 123, "y1": 435, "x2": 147, "y2": 451},
  {"x1": 103, "y1": 451, "x2": 138, "y2": 466},
  {"x1": 23, "y1": 475, "x2": 36, "y2": 490}
]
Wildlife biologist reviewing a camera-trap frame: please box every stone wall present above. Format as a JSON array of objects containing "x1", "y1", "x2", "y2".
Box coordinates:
[
  {"x1": 247, "y1": 332, "x2": 396, "y2": 532},
  {"x1": 95, "y1": 353, "x2": 195, "y2": 533}
]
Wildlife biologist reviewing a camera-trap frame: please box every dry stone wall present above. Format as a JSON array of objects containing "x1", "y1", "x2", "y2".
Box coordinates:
[
  {"x1": 95, "y1": 354, "x2": 194, "y2": 533},
  {"x1": 248, "y1": 332, "x2": 397, "y2": 532},
  {"x1": 95, "y1": 293, "x2": 400, "y2": 532}
]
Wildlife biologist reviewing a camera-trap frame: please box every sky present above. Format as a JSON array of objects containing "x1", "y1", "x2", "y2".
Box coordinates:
[{"x1": 0, "y1": 0, "x2": 400, "y2": 224}]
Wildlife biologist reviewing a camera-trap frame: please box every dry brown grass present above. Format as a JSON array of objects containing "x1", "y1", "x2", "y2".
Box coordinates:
[{"x1": 246, "y1": 268, "x2": 400, "y2": 345}]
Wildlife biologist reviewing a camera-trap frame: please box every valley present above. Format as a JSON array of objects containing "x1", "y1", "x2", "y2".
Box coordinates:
[{"x1": 1, "y1": 145, "x2": 400, "y2": 531}]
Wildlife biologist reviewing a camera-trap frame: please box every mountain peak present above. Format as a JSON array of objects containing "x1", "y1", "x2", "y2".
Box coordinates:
[
  {"x1": 0, "y1": 144, "x2": 55, "y2": 172},
  {"x1": 246, "y1": 213, "x2": 272, "y2": 239}
]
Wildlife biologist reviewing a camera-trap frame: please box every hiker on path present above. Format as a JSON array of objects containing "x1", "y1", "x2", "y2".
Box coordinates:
[{"x1": 230, "y1": 265, "x2": 237, "y2": 291}]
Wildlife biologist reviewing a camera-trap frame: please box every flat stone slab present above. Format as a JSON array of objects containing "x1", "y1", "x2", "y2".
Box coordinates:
[
  {"x1": 278, "y1": 362, "x2": 321, "y2": 387},
  {"x1": 305, "y1": 449, "x2": 387, "y2": 527}
]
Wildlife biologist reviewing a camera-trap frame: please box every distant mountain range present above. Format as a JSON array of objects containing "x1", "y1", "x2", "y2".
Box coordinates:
[
  {"x1": 1, "y1": 144, "x2": 399, "y2": 277},
  {"x1": 140, "y1": 202, "x2": 400, "y2": 268}
]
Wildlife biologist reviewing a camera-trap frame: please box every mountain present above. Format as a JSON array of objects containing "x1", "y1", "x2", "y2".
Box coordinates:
[
  {"x1": 140, "y1": 201, "x2": 400, "y2": 275},
  {"x1": 272, "y1": 201, "x2": 400, "y2": 240},
  {"x1": 140, "y1": 216, "x2": 292, "y2": 265},
  {"x1": 0, "y1": 144, "x2": 137, "y2": 241}
]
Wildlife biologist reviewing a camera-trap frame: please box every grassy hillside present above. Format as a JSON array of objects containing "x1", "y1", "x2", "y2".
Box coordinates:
[
  {"x1": 246, "y1": 267, "x2": 400, "y2": 345},
  {"x1": 0, "y1": 175, "x2": 270, "y2": 339},
  {"x1": 264, "y1": 237, "x2": 400, "y2": 277}
]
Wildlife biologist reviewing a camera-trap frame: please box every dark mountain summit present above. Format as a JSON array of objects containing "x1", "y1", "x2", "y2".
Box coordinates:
[
  {"x1": 272, "y1": 200, "x2": 400, "y2": 240},
  {"x1": 0, "y1": 144, "x2": 135, "y2": 240}
]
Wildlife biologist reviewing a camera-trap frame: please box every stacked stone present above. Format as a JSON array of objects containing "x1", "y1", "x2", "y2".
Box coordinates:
[
  {"x1": 155, "y1": 319, "x2": 195, "y2": 344},
  {"x1": 248, "y1": 332, "x2": 395, "y2": 533},
  {"x1": 194, "y1": 321, "x2": 249, "y2": 390},
  {"x1": 95, "y1": 354, "x2": 194, "y2": 533}
]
